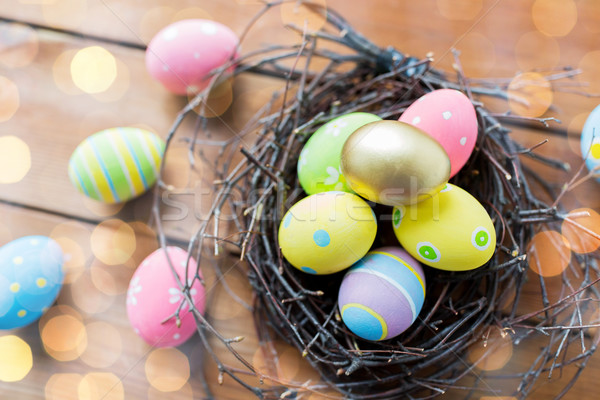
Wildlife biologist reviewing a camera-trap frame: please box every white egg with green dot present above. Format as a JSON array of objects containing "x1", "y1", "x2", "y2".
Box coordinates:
[
  {"x1": 278, "y1": 191, "x2": 378, "y2": 275},
  {"x1": 392, "y1": 183, "x2": 496, "y2": 271},
  {"x1": 297, "y1": 112, "x2": 381, "y2": 195},
  {"x1": 580, "y1": 104, "x2": 600, "y2": 183}
]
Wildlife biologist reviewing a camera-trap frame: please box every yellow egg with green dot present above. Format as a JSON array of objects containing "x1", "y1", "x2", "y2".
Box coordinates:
[
  {"x1": 392, "y1": 183, "x2": 496, "y2": 271},
  {"x1": 279, "y1": 191, "x2": 378, "y2": 275}
]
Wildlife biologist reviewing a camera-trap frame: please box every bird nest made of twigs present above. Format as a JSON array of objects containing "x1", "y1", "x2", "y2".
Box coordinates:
[{"x1": 153, "y1": 2, "x2": 600, "y2": 399}]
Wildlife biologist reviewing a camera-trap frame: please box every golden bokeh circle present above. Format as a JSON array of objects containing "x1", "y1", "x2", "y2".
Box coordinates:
[
  {"x1": 51, "y1": 236, "x2": 87, "y2": 284},
  {"x1": 567, "y1": 113, "x2": 589, "y2": 157},
  {"x1": 70, "y1": 46, "x2": 117, "y2": 94},
  {"x1": 45, "y1": 373, "x2": 82, "y2": 400},
  {"x1": 468, "y1": 330, "x2": 514, "y2": 371},
  {"x1": 53, "y1": 49, "x2": 81, "y2": 95},
  {"x1": 0, "y1": 22, "x2": 39, "y2": 68},
  {"x1": 128, "y1": 221, "x2": 159, "y2": 265},
  {"x1": 80, "y1": 321, "x2": 122, "y2": 368},
  {"x1": 0, "y1": 135, "x2": 31, "y2": 184},
  {"x1": 40, "y1": 314, "x2": 87, "y2": 361},
  {"x1": 139, "y1": 6, "x2": 177, "y2": 44},
  {"x1": 148, "y1": 382, "x2": 194, "y2": 400},
  {"x1": 91, "y1": 57, "x2": 130, "y2": 103},
  {"x1": 436, "y1": 0, "x2": 482, "y2": 20},
  {"x1": 527, "y1": 230, "x2": 571, "y2": 277},
  {"x1": 579, "y1": 0, "x2": 600, "y2": 34},
  {"x1": 531, "y1": 0, "x2": 577, "y2": 37},
  {"x1": 514, "y1": 31, "x2": 560, "y2": 71},
  {"x1": 145, "y1": 348, "x2": 191, "y2": 392},
  {"x1": 78, "y1": 372, "x2": 124, "y2": 400},
  {"x1": 562, "y1": 208, "x2": 600, "y2": 254},
  {"x1": 172, "y1": 7, "x2": 213, "y2": 22},
  {"x1": 0, "y1": 76, "x2": 20, "y2": 122},
  {"x1": 507, "y1": 72, "x2": 553, "y2": 118},
  {"x1": 188, "y1": 78, "x2": 234, "y2": 117},
  {"x1": 280, "y1": 0, "x2": 327, "y2": 32},
  {"x1": 90, "y1": 219, "x2": 136, "y2": 265},
  {"x1": 0, "y1": 335, "x2": 33, "y2": 382},
  {"x1": 70, "y1": 268, "x2": 115, "y2": 314},
  {"x1": 578, "y1": 51, "x2": 600, "y2": 95}
]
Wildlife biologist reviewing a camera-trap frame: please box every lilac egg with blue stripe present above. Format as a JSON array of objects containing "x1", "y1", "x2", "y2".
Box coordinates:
[{"x1": 338, "y1": 247, "x2": 426, "y2": 341}]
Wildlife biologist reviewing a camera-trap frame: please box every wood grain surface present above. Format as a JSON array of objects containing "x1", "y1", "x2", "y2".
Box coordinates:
[{"x1": 1, "y1": 0, "x2": 600, "y2": 399}]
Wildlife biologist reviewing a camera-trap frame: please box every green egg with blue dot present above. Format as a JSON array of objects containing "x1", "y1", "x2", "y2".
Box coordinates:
[
  {"x1": 278, "y1": 191, "x2": 378, "y2": 275},
  {"x1": 392, "y1": 183, "x2": 496, "y2": 271}
]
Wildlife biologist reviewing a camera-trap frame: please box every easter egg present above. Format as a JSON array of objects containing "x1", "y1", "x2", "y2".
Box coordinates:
[
  {"x1": 399, "y1": 89, "x2": 477, "y2": 177},
  {"x1": 68, "y1": 127, "x2": 165, "y2": 204},
  {"x1": 146, "y1": 19, "x2": 239, "y2": 95},
  {"x1": 298, "y1": 112, "x2": 382, "y2": 194},
  {"x1": 338, "y1": 247, "x2": 426, "y2": 341},
  {"x1": 0, "y1": 236, "x2": 64, "y2": 330},
  {"x1": 340, "y1": 120, "x2": 450, "y2": 206},
  {"x1": 392, "y1": 183, "x2": 496, "y2": 271},
  {"x1": 580, "y1": 104, "x2": 600, "y2": 180},
  {"x1": 278, "y1": 191, "x2": 377, "y2": 275},
  {"x1": 126, "y1": 247, "x2": 205, "y2": 347}
]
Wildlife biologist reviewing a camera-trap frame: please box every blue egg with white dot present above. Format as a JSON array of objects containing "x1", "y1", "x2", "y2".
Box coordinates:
[
  {"x1": 0, "y1": 236, "x2": 64, "y2": 330},
  {"x1": 581, "y1": 104, "x2": 600, "y2": 182},
  {"x1": 338, "y1": 247, "x2": 426, "y2": 341}
]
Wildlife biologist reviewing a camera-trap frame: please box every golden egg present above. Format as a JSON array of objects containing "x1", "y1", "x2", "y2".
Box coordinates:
[{"x1": 340, "y1": 120, "x2": 450, "y2": 206}]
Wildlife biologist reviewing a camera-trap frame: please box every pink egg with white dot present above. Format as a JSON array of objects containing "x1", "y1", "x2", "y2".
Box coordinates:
[
  {"x1": 126, "y1": 246, "x2": 205, "y2": 347},
  {"x1": 145, "y1": 19, "x2": 239, "y2": 95},
  {"x1": 399, "y1": 89, "x2": 477, "y2": 177}
]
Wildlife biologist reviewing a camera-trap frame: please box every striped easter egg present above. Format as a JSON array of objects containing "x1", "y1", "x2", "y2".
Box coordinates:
[
  {"x1": 338, "y1": 247, "x2": 426, "y2": 341},
  {"x1": 68, "y1": 127, "x2": 165, "y2": 204}
]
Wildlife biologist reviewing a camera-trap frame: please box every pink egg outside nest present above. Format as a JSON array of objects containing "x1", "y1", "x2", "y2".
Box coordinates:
[
  {"x1": 145, "y1": 19, "x2": 239, "y2": 95},
  {"x1": 399, "y1": 89, "x2": 478, "y2": 177},
  {"x1": 126, "y1": 246, "x2": 205, "y2": 347}
]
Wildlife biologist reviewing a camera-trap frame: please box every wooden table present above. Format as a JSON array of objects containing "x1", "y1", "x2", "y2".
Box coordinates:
[{"x1": 1, "y1": 0, "x2": 600, "y2": 399}]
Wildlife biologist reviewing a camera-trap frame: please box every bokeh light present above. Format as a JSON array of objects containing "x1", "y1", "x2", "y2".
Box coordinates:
[
  {"x1": 53, "y1": 49, "x2": 81, "y2": 95},
  {"x1": 172, "y1": 7, "x2": 213, "y2": 22},
  {"x1": 91, "y1": 219, "x2": 136, "y2": 265},
  {"x1": 71, "y1": 269, "x2": 115, "y2": 314},
  {"x1": 42, "y1": 0, "x2": 87, "y2": 30},
  {"x1": 70, "y1": 46, "x2": 117, "y2": 94},
  {"x1": 578, "y1": 51, "x2": 600, "y2": 95},
  {"x1": 139, "y1": 7, "x2": 177, "y2": 43},
  {"x1": 78, "y1": 373, "x2": 124, "y2": 400},
  {"x1": 514, "y1": 31, "x2": 560, "y2": 71},
  {"x1": 468, "y1": 330, "x2": 513, "y2": 371},
  {"x1": 145, "y1": 348, "x2": 190, "y2": 392},
  {"x1": 148, "y1": 382, "x2": 193, "y2": 400},
  {"x1": 280, "y1": 0, "x2": 327, "y2": 32},
  {"x1": 0, "y1": 136, "x2": 30, "y2": 184},
  {"x1": 81, "y1": 196, "x2": 125, "y2": 217},
  {"x1": 455, "y1": 32, "x2": 496, "y2": 77},
  {"x1": 52, "y1": 236, "x2": 86, "y2": 284},
  {"x1": 40, "y1": 314, "x2": 87, "y2": 361},
  {"x1": 562, "y1": 208, "x2": 600, "y2": 254},
  {"x1": 80, "y1": 321, "x2": 122, "y2": 368},
  {"x1": 0, "y1": 76, "x2": 20, "y2": 122},
  {"x1": 189, "y1": 78, "x2": 234, "y2": 117},
  {"x1": 0, "y1": 22, "x2": 39, "y2": 68},
  {"x1": 45, "y1": 373, "x2": 82, "y2": 400},
  {"x1": 527, "y1": 230, "x2": 571, "y2": 277},
  {"x1": 0, "y1": 335, "x2": 33, "y2": 382},
  {"x1": 252, "y1": 343, "x2": 300, "y2": 383},
  {"x1": 91, "y1": 57, "x2": 130, "y2": 103},
  {"x1": 531, "y1": 0, "x2": 577, "y2": 37},
  {"x1": 209, "y1": 271, "x2": 247, "y2": 321},
  {"x1": 90, "y1": 257, "x2": 135, "y2": 296},
  {"x1": 508, "y1": 72, "x2": 553, "y2": 118},
  {"x1": 579, "y1": 0, "x2": 600, "y2": 34},
  {"x1": 436, "y1": 0, "x2": 482, "y2": 20},
  {"x1": 128, "y1": 221, "x2": 159, "y2": 265}
]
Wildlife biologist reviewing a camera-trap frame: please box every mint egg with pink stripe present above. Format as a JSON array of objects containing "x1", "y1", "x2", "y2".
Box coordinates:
[
  {"x1": 338, "y1": 247, "x2": 426, "y2": 341},
  {"x1": 68, "y1": 127, "x2": 165, "y2": 204}
]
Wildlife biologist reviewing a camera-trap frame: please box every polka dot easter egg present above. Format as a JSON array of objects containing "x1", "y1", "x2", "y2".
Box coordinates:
[
  {"x1": 399, "y1": 89, "x2": 477, "y2": 177},
  {"x1": 338, "y1": 247, "x2": 426, "y2": 341},
  {"x1": 580, "y1": 104, "x2": 600, "y2": 181},
  {"x1": 146, "y1": 19, "x2": 239, "y2": 95},
  {"x1": 127, "y1": 247, "x2": 205, "y2": 347},
  {"x1": 392, "y1": 183, "x2": 496, "y2": 271},
  {"x1": 68, "y1": 127, "x2": 165, "y2": 204},
  {"x1": 0, "y1": 236, "x2": 64, "y2": 330},
  {"x1": 298, "y1": 112, "x2": 381, "y2": 195},
  {"x1": 278, "y1": 191, "x2": 377, "y2": 275}
]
